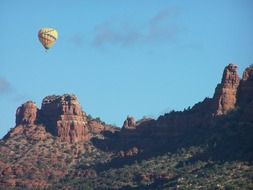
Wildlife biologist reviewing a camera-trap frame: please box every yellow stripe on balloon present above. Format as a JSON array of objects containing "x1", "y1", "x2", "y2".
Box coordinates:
[{"x1": 38, "y1": 28, "x2": 58, "y2": 50}]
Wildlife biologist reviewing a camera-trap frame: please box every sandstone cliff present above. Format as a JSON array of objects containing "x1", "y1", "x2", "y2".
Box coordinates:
[
  {"x1": 113, "y1": 64, "x2": 253, "y2": 153},
  {"x1": 238, "y1": 65, "x2": 253, "y2": 106},
  {"x1": 12, "y1": 94, "x2": 117, "y2": 143},
  {"x1": 16, "y1": 101, "x2": 38, "y2": 125},
  {"x1": 40, "y1": 95, "x2": 90, "y2": 143},
  {"x1": 213, "y1": 64, "x2": 240, "y2": 115}
]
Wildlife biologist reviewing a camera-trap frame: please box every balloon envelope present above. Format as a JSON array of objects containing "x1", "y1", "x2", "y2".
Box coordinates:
[{"x1": 38, "y1": 28, "x2": 58, "y2": 50}]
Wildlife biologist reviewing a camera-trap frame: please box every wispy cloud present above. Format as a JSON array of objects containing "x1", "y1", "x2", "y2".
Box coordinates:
[
  {"x1": 149, "y1": 8, "x2": 180, "y2": 26},
  {"x1": 146, "y1": 8, "x2": 181, "y2": 43},
  {"x1": 93, "y1": 22, "x2": 142, "y2": 47},
  {"x1": 0, "y1": 77, "x2": 28, "y2": 103},
  {"x1": 92, "y1": 7, "x2": 182, "y2": 47},
  {"x1": 69, "y1": 33, "x2": 84, "y2": 47},
  {"x1": 0, "y1": 77, "x2": 12, "y2": 95}
]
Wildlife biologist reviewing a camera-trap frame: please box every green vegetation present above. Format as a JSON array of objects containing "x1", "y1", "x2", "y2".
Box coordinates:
[{"x1": 54, "y1": 144, "x2": 253, "y2": 189}]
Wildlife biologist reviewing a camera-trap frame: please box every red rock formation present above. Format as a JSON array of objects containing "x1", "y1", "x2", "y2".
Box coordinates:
[
  {"x1": 237, "y1": 66, "x2": 253, "y2": 121},
  {"x1": 122, "y1": 116, "x2": 136, "y2": 130},
  {"x1": 40, "y1": 95, "x2": 89, "y2": 143},
  {"x1": 120, "y1": 116, "x2": 139, "y2": 139},
  {"x1": 213, "y1": 64, "x2": 240, "y2": 115},
  {"x1": 238, "y1": 65, "x2": 253, "y2": 107},
  {"x1": 87, "y1": 120, "x2": 118, "y2": 134},
  {"x1": 13, "y1": 94, "x2": 117, "y2": 143},
  {"x1": 16, "y1": 101, "x2": 38, "y2": 125}
]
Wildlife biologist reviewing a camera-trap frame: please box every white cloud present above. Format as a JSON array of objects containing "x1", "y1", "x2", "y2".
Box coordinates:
[
  {"x1": 0, "y1": 77, "x2": 12, "y2": 95},
  {"x1": 92, "y1": 7, "x2": 182, "y2": 47}
]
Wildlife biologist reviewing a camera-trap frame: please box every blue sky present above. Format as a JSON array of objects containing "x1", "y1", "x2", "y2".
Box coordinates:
[{"x1": 0, "y1": 0, "x2": 253, "y2": 137}]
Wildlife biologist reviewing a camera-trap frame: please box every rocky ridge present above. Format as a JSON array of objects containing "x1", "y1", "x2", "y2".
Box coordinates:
[
  {"x1": 0, "y1": 64, "x2": 253, "y2": 190},
  {"x1": 13, "y1": 94, "x2": 117, "y2": 143},
  {"x1": 40, "y1": 95, "x2": 89, "y2": 143},
  {"x1": 13, "y1": 64, "x2": 253, "y2": 144},
  {"x1": 115, "y1": 64, "x2": 253, "y2": 153}
]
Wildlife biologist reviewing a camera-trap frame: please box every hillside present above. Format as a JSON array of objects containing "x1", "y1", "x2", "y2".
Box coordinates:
[{"x1": 0, "y1": 64, "x2": 253, "y2": 190}]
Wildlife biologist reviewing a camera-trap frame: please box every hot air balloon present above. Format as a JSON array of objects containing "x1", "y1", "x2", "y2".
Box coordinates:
[{"x1": 38, "y1": 28, "x2": 58, "y2": 50}]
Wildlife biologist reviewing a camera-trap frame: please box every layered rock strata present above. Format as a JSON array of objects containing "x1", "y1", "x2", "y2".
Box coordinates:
[
  {"x1": 213, "y1": 64, "x2": 240, "y2": 115},
  {"x1": 15, "y1": 95, "x2": 90, "y2": 143},
  {"x1": 40, "y1": 95, "x2": 89, "y2": 143}
]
